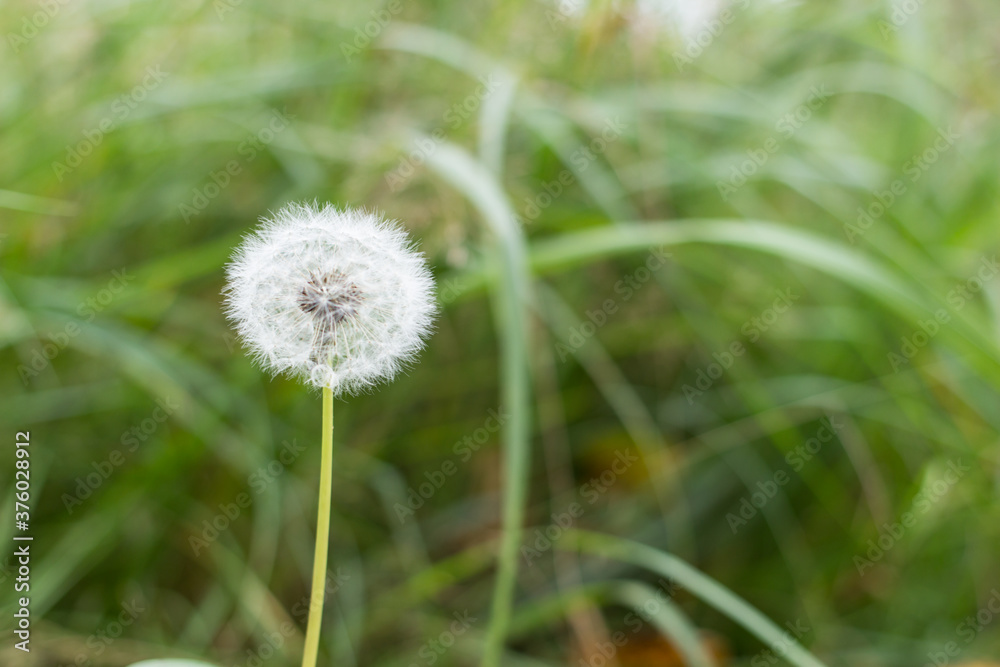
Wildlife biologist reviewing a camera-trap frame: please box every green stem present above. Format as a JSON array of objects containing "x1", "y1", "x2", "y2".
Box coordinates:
[{"x1": 302, "y1": 387, "x2": 334, "y2": 667}]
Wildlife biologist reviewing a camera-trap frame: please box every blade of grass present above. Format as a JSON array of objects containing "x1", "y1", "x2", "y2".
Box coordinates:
[
  {"x1": 509, "y1": 579, "x2": 713, "y2": 667},
  {"x1": 562, "y1": 529, "x2": 829, "y2": 667},
  {"x1": 419, "y1": 138, "x2": 533, "y2": 667}
]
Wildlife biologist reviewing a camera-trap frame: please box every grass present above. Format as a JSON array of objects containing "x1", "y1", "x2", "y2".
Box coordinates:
[{"x1": 2, "y1": 0, "x2": 1000, "y2": 665}]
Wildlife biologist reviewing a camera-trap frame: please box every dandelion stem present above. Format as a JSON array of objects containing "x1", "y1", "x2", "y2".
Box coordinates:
[{"x1": 302, "y1": 387, "x2": 334, "y2": 667}]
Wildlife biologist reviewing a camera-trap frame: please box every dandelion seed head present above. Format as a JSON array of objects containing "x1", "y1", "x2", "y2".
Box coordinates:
[{"x1": 224, "y1": 202, "x2": 436, "y2": 394}]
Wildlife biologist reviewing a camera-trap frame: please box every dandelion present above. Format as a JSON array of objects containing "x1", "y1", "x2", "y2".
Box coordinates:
[
  {"x1": 223, "y1": 202, "x2": 436, "y2": 667},
  {"x1": 224, "y1": 201, "x2": 436, "y2": 395}
]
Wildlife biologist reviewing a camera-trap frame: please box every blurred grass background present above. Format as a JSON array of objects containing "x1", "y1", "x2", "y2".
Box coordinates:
[{"x1": 2, "y1": 0, "x2": 1000, "y2": 665}]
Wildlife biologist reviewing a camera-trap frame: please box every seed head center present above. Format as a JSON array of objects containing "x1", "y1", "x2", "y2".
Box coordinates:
[{"x1": 298, "y1": 272, "x2": 362, "y2": 325}]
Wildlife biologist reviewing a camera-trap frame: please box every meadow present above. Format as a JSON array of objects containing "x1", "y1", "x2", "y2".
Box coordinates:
[{"x1": 2, "y1": 1, "x2": 1000, "y2": 666}]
